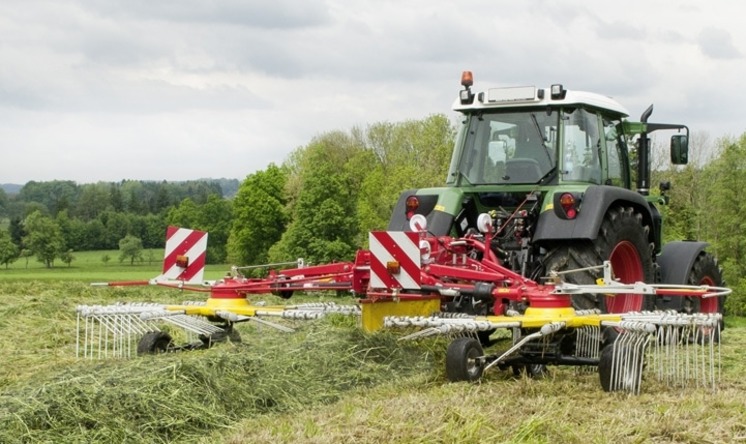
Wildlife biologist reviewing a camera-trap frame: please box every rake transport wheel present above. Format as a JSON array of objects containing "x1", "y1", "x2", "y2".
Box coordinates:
[
  {"x1": 683, "y1": 253, "x2": 725, "y2": 343},
  {"x1": 446, "y1": 337, "x2": 485, "y2": 382},
  {"x1": 598, "y1": 343, "x2": 642, "y2": 393},
  {"x1": 199, "y1": 324, "x2": 242, "y2": 347},
  {"x1": 511, "y1": 363, "x2": 549, "y2": 379},
  {"x1": 137, "y1": 331, "x2": 173, "y2": 355},
  {"x1": 543, "y1": 206, "x2": 655, "y2": 313},
  {"x1": 271, "y1": 277, "x2": 294, "y2": 299}
]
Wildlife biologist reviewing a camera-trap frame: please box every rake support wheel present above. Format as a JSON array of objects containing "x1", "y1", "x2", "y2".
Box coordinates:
[
  {"x1": 446, "y1": 337, "x2": 485, "y2": 382},
  {"x1": 137, "y1": 331, "x2": 173, "y2": 355},
  {"x1": 683, "y1": 253, "x2": 725, "y2": 343},
  {"x1": 598, "y1": 342, "x2": 643, "y2": 393}
]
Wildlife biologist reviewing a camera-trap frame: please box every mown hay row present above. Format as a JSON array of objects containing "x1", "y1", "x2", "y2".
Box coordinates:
[{"x1": 0, "y1": 314, "x2": 441, "y2": 443}]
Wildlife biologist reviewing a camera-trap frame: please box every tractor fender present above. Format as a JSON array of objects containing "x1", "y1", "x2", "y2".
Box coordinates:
[
  {"x1": 655, "y1": 241, "x2": 709, "y2": 311},
  {"x1": 387, "y1": 189, "x2": 456, "y2": 236},
  {"x1": 533, "y1": 185, "x2": 656, "y2": 246}
]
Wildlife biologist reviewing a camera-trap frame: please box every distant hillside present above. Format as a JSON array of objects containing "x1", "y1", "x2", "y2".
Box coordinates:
[
  {"x1": 1, "y1": 179, "x2": 240, "y2": 198},
  {"x1": 201, "y1": 178, "x2": 240, "y2": 198},
  {"x1": 0, "y1": 183, "x2": 22, "y2": 195}
]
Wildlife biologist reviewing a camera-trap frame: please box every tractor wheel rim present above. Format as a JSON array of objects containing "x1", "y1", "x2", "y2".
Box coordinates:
[
  {"x1": 699, "y1": 276, "x2": 718, "y2": 313},
  {"x1": 606, "y1": 240, "x2": 644, "y2": 313}
]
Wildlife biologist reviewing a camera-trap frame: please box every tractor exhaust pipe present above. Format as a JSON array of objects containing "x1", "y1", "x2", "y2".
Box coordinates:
[{"x1": 636, "y1": 104, "x2": 654, "y2": 196}]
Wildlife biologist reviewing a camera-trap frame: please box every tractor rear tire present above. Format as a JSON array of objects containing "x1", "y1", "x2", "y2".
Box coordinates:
[
  {"x1": 445, "y1": 337, "x2": 485, "y2": 382},
  {"x1": 137, "y1": 331, "x2": 173, "y2": 355},
  {"x1": 683, "y1": 253, "x2": 725, "y2": 343},
  {"x1": 543, "y1": 206, "x2": 655, "y2": 313}
]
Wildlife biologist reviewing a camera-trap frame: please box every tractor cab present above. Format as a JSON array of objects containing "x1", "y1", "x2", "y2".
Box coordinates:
[{"x1": 447, "y1": 74, "x2": 633, "y2": 189}]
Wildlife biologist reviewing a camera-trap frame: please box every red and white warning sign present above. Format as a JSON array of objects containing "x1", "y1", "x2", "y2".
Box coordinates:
[
  {"x1": 159, "y1": 226, "x2": 208, "y2": 284},
  {"x1": 369, "y1": 231, "x2": 421, "y2": 290}
]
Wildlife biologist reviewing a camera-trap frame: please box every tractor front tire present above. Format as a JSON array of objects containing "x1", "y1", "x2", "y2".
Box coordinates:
[
  {"x1": 543, "y1": 206, "x2": 655, "y2": 313},
  {"x1": 137, "y1": 331, "x2": 173, "y2": 355},
  {"x1": 445, "y1": 337, "x2": 485, "y2": 382}
]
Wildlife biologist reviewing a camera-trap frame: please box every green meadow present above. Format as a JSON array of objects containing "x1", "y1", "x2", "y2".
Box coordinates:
[
  {"x1": 0, "y1": 258, "x2": 744, "y2": 443},
  {"x1": 0, "y1": 249, "x2": 228, "y2": 282}
]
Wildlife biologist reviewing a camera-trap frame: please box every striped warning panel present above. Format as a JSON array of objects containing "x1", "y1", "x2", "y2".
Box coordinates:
[
  {"x1": 161, "y1": 226, "x2": 208, "y2": 284},
  {"x1": 369, "y1": 231, "x2": 421, "y2": 290}
]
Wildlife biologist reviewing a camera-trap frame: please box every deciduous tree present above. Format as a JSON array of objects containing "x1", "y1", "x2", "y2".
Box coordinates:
[
  {"x1": 23, "y1": 210, "x2": 65, "y2": 268},
  {"x1": 119, "y1": 235, "x2": 144, "y2": 265},
  {"x1": 0, "y1": 230, "x2": 18, "y2": 269},
  {"x1": 228, "y1": 165, "x2": 287, "y2": 266}
]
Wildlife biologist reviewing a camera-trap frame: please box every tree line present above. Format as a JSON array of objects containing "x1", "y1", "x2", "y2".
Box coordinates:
[
  {"x1": 0, "y1": 179, "x2": 236, "y2": 267},
  {"x1": 0, "y1": 115, "x2": 744, "y2": 315}
]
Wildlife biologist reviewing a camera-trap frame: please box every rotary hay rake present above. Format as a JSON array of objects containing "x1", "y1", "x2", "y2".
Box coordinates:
[{"x1": 76, "y1": 223, "x2": 730, "y2": 394}]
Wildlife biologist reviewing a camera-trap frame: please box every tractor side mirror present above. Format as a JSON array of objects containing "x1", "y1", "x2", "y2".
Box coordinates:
[{"x1": 670, "y1": 134, "x2": 688, "y2": 165}]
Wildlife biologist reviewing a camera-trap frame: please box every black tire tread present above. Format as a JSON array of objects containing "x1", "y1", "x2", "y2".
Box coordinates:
[
  {"x1": 137, "y1": 331, "x2": 173, "y2": 356},
  {"x1": 445, "y1": 337, "x2": 484, "y2": 382},
  {"x1": 543, "y1": 206, "x2": 655, "y2": 312}
]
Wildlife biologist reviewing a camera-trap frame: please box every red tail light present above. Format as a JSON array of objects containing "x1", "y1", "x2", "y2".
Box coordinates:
[
  {"x1": 559, "y1": 193, "x2": 578, "y2": 219},
  {"x1": 405, "y1": 196, "x2": 419, "y2": 220}
]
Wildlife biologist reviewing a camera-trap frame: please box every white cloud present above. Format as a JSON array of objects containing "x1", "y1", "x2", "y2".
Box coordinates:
[
  {"x1": 698, "y1": 27, "x2": 742, "y2": 60},
  {"x1": 1, "y1": 0, "x2": 746, "y2": 183}
]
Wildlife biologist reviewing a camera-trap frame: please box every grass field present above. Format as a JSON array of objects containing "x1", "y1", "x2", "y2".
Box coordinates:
[
  {"x1": 1, "y1": 264, "x2": 745, "y2": 443},
  {"x1": 0, "y1": 249, "x2": 229, "y2": 282}
]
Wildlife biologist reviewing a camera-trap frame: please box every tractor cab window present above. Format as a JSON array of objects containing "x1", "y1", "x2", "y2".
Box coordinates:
[
  {"x1": 457, "y1": 111, "x2": 558, "y2": 185},
  {"x1": 604, "y1": 118, "x2": 629, "y2": 188},
  {"x1": 561, "y1": 108, "x2": 602, "y2": 184}
]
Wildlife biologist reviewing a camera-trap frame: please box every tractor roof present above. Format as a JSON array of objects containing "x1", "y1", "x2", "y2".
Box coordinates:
[{"x1": 452, "y1": 84, "x2": 630, "y2": 118}]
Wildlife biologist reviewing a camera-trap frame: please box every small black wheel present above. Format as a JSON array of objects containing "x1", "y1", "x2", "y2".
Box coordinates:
[
  {"x1": 446, "y1": 337, "x2": 485, "y2": 382},
  {"x1": 598, "y1": 343, "x2": 642, "y2": 393},
  {"x1": 271, "y1": 277, "x2": 294, "y2": 299},
  {"x1": 511, "y1": 363, "x2": 549, "y2": 378},
  {"x1": 476, "y1": 329, "x2": 496, "y2": 346},
  {"x1": 526, "y1": 363, "x2": 549, "y2": 378},
  {"x1": 276, "y1": 290, "x2": 293, "y2": 299},
  {"x1": 199, "y1": 325, "x2": 242, "y2": 347},
  {"x1": 683, "y1": 253, "x2": 725, "y2": 343},
  {"x1": 137, "y1": 331, "x2": 173, "y2": 355}
]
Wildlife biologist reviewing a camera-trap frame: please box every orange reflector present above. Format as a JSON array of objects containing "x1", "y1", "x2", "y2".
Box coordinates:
[
  {"x1": 386, "y1": 261, "x2": 401, "y2": 274},
  {"x1": 176, "y1": 255, "x2": 189, "y2": 268}
]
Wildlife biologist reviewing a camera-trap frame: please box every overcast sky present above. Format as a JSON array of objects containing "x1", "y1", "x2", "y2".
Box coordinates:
[{"x1": 1, "y1": 0, "x2": 745, "y2": 184}]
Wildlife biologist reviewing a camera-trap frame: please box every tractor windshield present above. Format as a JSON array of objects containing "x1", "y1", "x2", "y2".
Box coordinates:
[{"x1": 453, "y1": 110, "x2": 558, "y2": 185}]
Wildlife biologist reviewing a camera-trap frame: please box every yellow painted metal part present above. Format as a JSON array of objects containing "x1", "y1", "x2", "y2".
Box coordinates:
[
  {"x1": 164, "y1": 297, "x2": 289, "y2": 317},
  {"x1": 161, "y1": 297, "x2": 626, "y2": 333},
  {"x1": 479, "y1": 306, "x2": 623, "y2": 329},
  {"x1": 361, "y1": 298, "x2": 441, "y2": 332}
]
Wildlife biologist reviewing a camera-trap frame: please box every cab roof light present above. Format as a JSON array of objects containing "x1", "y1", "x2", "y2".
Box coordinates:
[
  {"x1": 460, "y1": 71, "x2": 475, "y2": 105},
  {"x1": 550, "y1": 84, "x2": 566, "y2": 100}
]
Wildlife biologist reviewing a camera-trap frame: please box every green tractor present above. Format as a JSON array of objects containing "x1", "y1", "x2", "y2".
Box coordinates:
[{"x1": 388, "y1": 71, "x2": 725, "y2": 326}]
